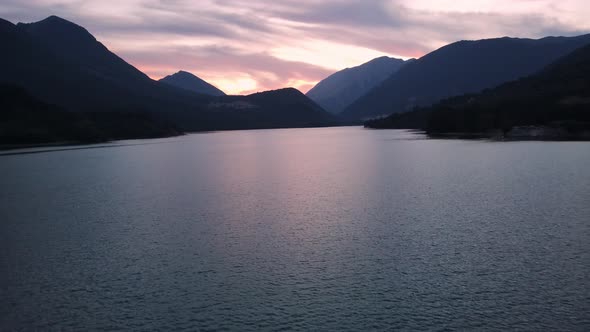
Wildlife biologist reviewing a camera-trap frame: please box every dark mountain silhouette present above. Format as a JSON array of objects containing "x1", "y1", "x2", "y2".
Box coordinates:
[
  {"x1": 160, "y1": 71, "x2": 225, "y2": 96},
  {"x1": 0, "y1": 84, "x2": 179, "y2": 146},
  {"x1": 0, "y1": 16, "x2": 336, "y2": 144},
  {"x1": 17, "y1": 16, "x2": 151, "y2": 86},
  {"x1": 344, "y1": 34, "x2": 590, "y2": 121},
  {"x1": 365, "y1": 43, "x2": 590, "y2": 139},
  {"x1": 1, "y1": 16, "x2": 207, "y2": 114},
  {"x1": 0, "y1": 83, "x2": 99, "y2": 144},
  {"x1": 306, "y1": 56, "x2": 407, "y2": 114},
  {"x1": 170, "y1": 88, "x2": 336, "y2": 131}
]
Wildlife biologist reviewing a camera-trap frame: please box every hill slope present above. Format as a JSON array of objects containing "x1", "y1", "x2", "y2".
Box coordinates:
[
  {"x1": 344, "y1": 34, "x2": 590, "y2": 121},
  {"x1": 0, "y1": 84, "x2": 179, "y2": 145},
  {"x1": 175, "y1": 88, "x2": 336, "y2": 131},
  {"x1": 366, "y1": 44, "x2": 590, "y2": 139},
  {"x1": 306, "y1": 56, "x2": 406, "y2": 114}
]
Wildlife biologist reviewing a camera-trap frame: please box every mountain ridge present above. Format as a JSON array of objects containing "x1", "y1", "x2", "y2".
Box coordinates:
[
  {"x1": 306, "y1": 56, "x2": 407, "y2": 114},
  {"x1": 365, "y1": 43, "x2": 590, "y2": 139},
  {"x1": 343, "y1": 34, "x2": 590, "y2": 121},
  {"x1": 159, "y1": 70, "x2": 226, "y2": 96},
  {"x1": 0, "y1": 15, "x2": 337, "y2": 141}
]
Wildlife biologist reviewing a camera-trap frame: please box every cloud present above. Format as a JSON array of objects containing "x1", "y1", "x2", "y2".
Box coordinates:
[
  {"x1": 121, "y1": 44, "x2": 334, "y2": 95},
  {"x1": 0, "y1": 0, "x2": 588, "y2": 94}
]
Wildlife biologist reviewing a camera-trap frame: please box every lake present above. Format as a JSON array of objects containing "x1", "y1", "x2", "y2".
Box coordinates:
[{"x1": 1, "y1": 127, "x2": 589, "y2": 330}]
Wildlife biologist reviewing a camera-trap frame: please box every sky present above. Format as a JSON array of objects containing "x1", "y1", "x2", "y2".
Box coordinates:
[{"x1": 1, "y1": 0, "x2": 589, "y2": 95}]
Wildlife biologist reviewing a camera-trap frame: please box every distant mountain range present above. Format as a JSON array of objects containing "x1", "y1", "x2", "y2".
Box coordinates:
[
  {"x1": 2, "y1": 14, "x2": 590, "y2": 145},
  {"x1": 306, "y1": 56, "x2": 408, "y2": 114},
  {"x1": 159, "y1": 71, "x2": 226, "y2": 96},
  {"x1": 365, "y1": 43, "x2": 590, "y2": 139},
  {"x1": 0, "y1": 16, "x2": 336, "y2": 144},
  {"x1": 343, "y1": 34, "x2": 590, "y2": 121}
]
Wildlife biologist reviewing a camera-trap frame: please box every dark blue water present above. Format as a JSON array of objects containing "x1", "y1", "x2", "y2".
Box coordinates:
[{"x1": 1, "y1": 128, "x2": 589, "y2": 330}]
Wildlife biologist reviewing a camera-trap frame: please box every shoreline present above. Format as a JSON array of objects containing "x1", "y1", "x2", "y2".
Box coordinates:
[
  {"x1": 367, "y1": 126, "x2": 590, "y2": 141},
  {"x1": 3, "y1": 126, "x2": 589, "y2": 154}
]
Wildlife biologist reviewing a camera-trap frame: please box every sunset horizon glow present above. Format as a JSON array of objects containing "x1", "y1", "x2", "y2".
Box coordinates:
[{"x1": 2, "y1": 0, "x2": 589, "y2": 95}]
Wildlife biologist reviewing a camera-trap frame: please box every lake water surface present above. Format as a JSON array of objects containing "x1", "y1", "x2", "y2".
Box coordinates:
[{"x1": 1, "y1": 127, "x2": 589, "y2": 330}]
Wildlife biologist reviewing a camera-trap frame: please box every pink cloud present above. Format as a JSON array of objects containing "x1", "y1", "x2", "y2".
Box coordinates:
[{"x1": 1, "y1": 0, "x2": 588, "y2": 94}]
